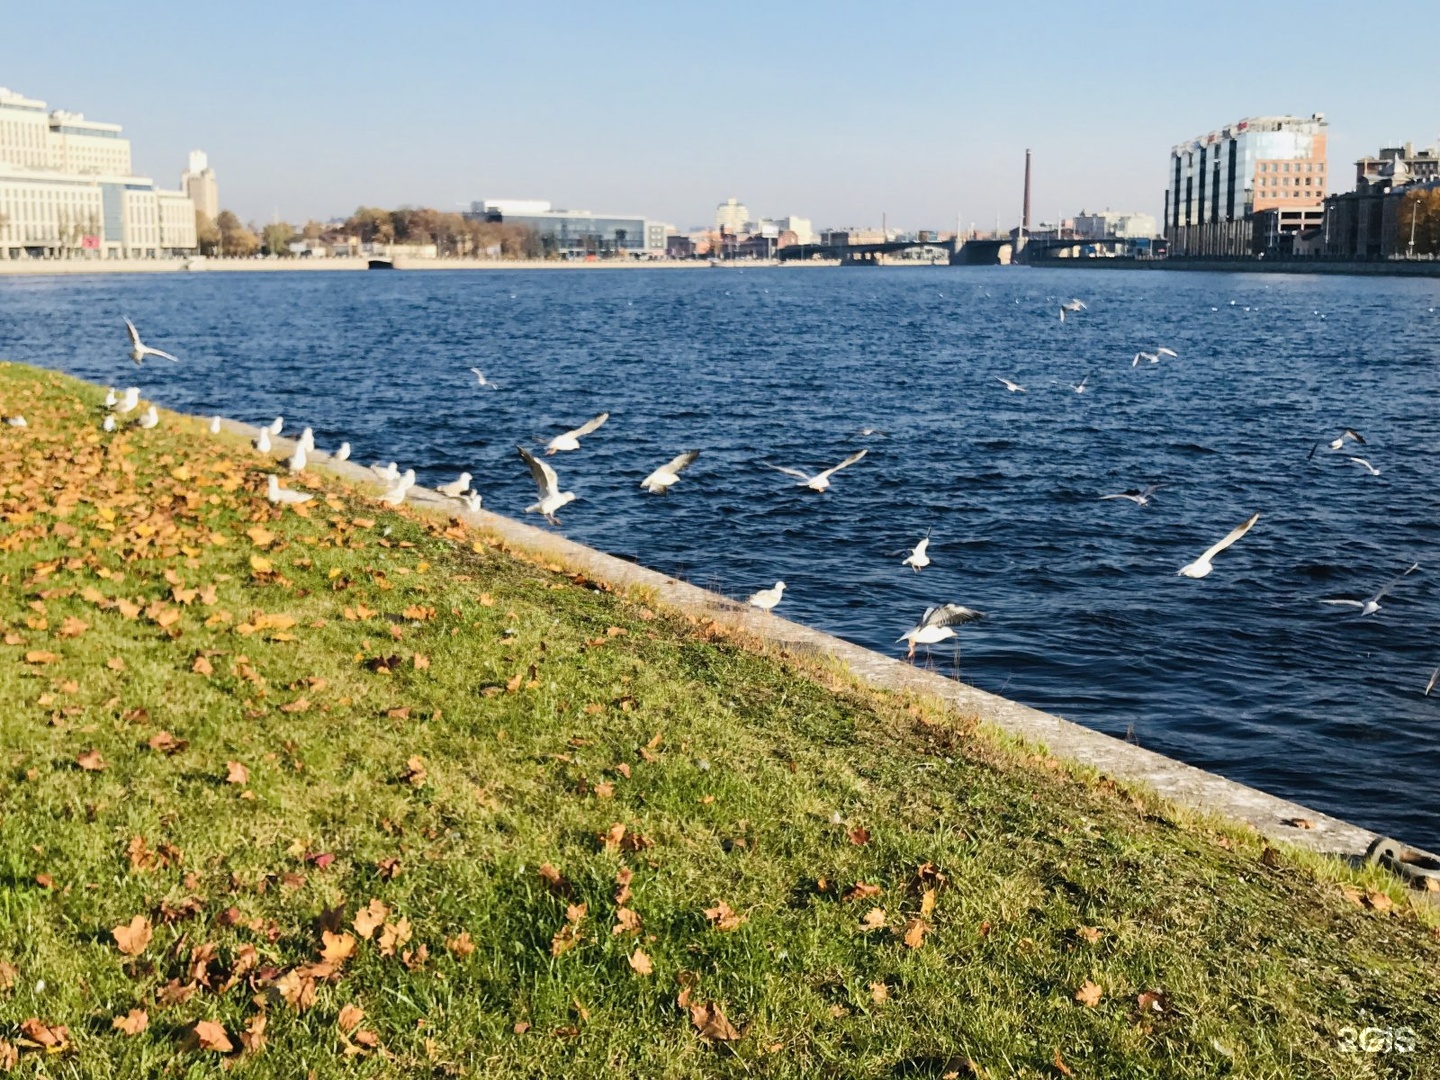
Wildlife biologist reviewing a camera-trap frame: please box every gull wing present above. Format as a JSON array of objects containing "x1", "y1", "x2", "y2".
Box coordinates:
[
  {"x1": 813, "y1": 448, "x2": 868, "y2": 483},
  {"x1": 1371, "y1": 562, "x2": 1420, "y2": 602},
  {"x1": 660, "y1": 449, "x2": 700, "y2": 476},
  {"x1": 562, "y1": 412, "x2": 609, "y2": 440},
  {"x1": 763, "y1": 462, "x2": 813, "y2": 481},
  {"x1": 1348, "y1": 456, "x2": 1377, "y2": 473},
  {"x1": 144, "y1": 346, "x2": 180, "y2": 363},
  {"x1": 921, "y1": 603, "x2": 985, "y2": 630},
  {"x1": 1342, "y1": 428, "x2": 1366, "y2": 445},
  {"x1": 911, "y1": 538, "x2": 930, "y2": 557},
  {"x1": 1157, "y1": 347, "x2": 1178, "y2": 357},
  {"x1": 1319, "y1": 599, "x2": 1365, "y2": 608},
  {"x1": 517, "y1": 444, "x2": 559, "y2": 497},
  {"x1": 1197, "y1": 512, "x2": 1260, "y2": 564},
  {"x1": 124, "y1": 317, "x2": 141, "y2": 347},
  {"x1": 1426, "y1": 667, "x2": 1439, "y2": 696}
]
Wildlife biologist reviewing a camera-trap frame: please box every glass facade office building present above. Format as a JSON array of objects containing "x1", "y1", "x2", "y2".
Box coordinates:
[
  {"x1": 467, "y1": 201, "x2": 666, "y2": 256},
  {"x1": 1167, "y1": 114, "x2": 1328, "y2": 231}
]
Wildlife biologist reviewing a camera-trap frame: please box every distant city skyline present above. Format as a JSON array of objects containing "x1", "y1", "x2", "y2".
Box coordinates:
[{"x1": 5, "y1": 0, "x2": 1437, "y2": 231}]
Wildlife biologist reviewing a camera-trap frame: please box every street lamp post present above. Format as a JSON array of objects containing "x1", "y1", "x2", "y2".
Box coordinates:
[{"x1": 1408, "y1": 198, "x2": 1419, "y2": 258}]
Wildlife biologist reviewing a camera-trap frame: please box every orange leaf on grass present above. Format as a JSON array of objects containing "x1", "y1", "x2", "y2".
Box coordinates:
[
  {"x1": 23, "y1": 650, "x2": 60, "y2": 665},
  {"x1": 689, "y1": 1001, "x2": 741, "y2": 1042},
  {"x1": 76, "y1": 749, "x2": 107, "y2": 771},
  {"x1": 225, "y1": 761, "x2": 249, "y2": 785},
  {"x1": 354, "y1": 899, "x2": 390, "y2": 940},
  {"x1": 337, "y1": 1003, "x2": 365, "y2": 1033},
  {"x1": 627, "y1": 947, "x2": 653, "y2": 975},
  {"x1": 1075, "y1": 980, "x2": 1103, "y2": 1008},
  {"x1": 112, "y1": 1009, "x2": 148, "y2": 1035},
  {"x1": 194, "y1": 1019, "x2": 233, "y2": 1052},
  {"x1": 447, "y1": 931, "x2": 475, "y2": 957},
  {"x1": 703, "y1": 901, "x2": 746, "y2": 932},
  {"x1": 112, "y1": 914, "x2": 153, "y2": 956}
]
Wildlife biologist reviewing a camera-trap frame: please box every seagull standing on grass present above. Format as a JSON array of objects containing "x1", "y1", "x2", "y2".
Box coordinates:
[
  {"x1": 764, "y1": 448, "x2": 867, "y2": 492},
  {"x1": 544, "y1": 413, "x2": 609, "y2": 455},
  {"x1": 102, "y1": 414, "x2": 115, "y2": 432},
  {"x1": 1177, "y1": 512, "x2": 1260, "y2": 579},
  {"x1": 287, "y1": 442, "x2": 307, "y2": 474},
  {"x1": 136, "y1": 406, "x2": 159, "y2": 429},
  {"x1": 517, "y1": 445, "x2": 576, "y2": 524},
  {"x1": 378, "y1": 469, "x2": 416, "y2": 506},
  {"x1": 255, "y1": 429, "x2": 272, "y2": 454},
  {"x1": 104, "y1": 388, "x2": 117, "y2": 408},
  {"x1": 898, "y1": 603, "x2": 985, "y2": 659},
  {"x1": 747, "y1": 581, "x2": 786, "y2": 613},
  {"x1": 996, "y1": 377, "x2": 1026, "y2": 393},
  {"x1": 902, "y1": 534, "x2": 931, "y2": 572},
  {"x1": 5, "y1": 416, "x2": 28, "y2": 427},
  {"x1": 113, "y1": 387, "x2": 140, "y2": 414},
  {"x1": 124, "y1": 317, "x2": 179, "y2": 365},
  {"x1": 209, "y1": 416, "x2": 221, "y2": 434},
  {"x1": 1320, "y1": 563, "x2": 1420, "y2": 617},
  {"x1": 640, "y1": 450, "x2": 700, "y2": 494},
  {"x1": 437, "y1": 472, "x2": 473, "y2": 498},
  {"x1": 267, "y1": 475, "x2": 313, "y2": 505}
]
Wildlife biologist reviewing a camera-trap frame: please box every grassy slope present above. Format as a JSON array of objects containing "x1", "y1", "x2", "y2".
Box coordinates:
[{"x1": 0, "y1": 361, "x2": 1437, "y2": 1079}]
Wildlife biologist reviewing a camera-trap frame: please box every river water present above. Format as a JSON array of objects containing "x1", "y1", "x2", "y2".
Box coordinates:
[{"x1": 2, "y1": 266, "x2": 1438, "y2": 849}]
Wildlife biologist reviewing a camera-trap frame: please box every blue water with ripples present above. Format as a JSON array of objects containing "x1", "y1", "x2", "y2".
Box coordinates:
[{"x1": 3, "y1": 266, "x2": 1438, "y2": 848}]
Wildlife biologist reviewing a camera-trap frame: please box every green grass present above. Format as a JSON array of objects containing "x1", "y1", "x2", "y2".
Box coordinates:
[{"x1": 1, "y1": 361, "x2": 1438, "y2": 1078}]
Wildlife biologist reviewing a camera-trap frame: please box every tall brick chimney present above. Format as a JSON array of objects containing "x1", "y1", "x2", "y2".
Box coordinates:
[{"x1": 1022, "y1": 148, "x2": 1032, "y2": 234}]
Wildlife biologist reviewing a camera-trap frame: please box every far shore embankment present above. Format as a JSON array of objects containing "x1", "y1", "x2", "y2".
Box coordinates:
[
  {"x1": 0, "y1": 256, "x2": 853, "y2": 277},
  {"x1": 1030, "y1": 255, "x2": 1440, "y2": 278}
]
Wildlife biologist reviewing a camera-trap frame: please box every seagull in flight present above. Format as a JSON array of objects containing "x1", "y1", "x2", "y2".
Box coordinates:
[
  {"x1": 1320, "y1": 563, "x2": 1419, "y2": 617},
  {"x1": 1100, "y1": 484, "x2": 1163, "y2": 507},
  {"x1": 124, "y1": 317, "x2": 179, "y2": 365},
  {"x1": 1348, "y1": 456, "x2": 1381, "y2": 476},
  {"x1": 1069, "y1": 374, "x2": 1092, "y2": 394},
  {"x1": 436, "y1": 472, "x2": 473, "y2": 498},
  {"x1": 1061, "y1": 298, "x2": 1087, "y2": 313},
  {"x1": 897, "y1": 603, "x2": 985, "y2": 659},
  {"x1": 1178, "y1": 512, "x2": 1260, "y2": 578},
  {"x1": 902, "y1": 532, "x2": 931, "y2": 572},
  {"x1": 518, "y1": 444, "x2": 576, "y2": 523},
  {"x1": 764, "y1": 448, "x2": 867, "y2": 492},
  {"x1": 996, "y1": 377, "x2": 1026, "y2": 393},
  {"x1": 545, "y1": 413, "x2": 609, "y2": 455},
  {"x1": 1329, "y1": 428, "x2": 1366, "y2": 451},
  {"x1": 113, "y1": 387, "x2": 140, "y2": 414},
  {"x1": 747, "y1": 581, "x2": 786, "y2": 613},
  {"x1": 640, "y1": 450, "x2": 700, "y2": 494},
  {"x1": 1426, "y1": 667, "x2": 1439, "y2": 696},
  {"x1": 266, "y1": 475, "x2": 313, "y2": 505},
  {"x1": 468, "y1": 368, "x2": 494, "y2": 388}
]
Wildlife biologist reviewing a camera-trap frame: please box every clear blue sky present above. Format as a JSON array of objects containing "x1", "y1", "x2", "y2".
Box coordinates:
[{"x1": 5, "y1": 1, "x2": 1435, "y2": 232}]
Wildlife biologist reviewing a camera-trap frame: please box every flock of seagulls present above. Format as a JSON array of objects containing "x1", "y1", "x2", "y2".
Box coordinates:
[{"x1": 45, "y1": 312, "x2": 1435, "y2": 685}]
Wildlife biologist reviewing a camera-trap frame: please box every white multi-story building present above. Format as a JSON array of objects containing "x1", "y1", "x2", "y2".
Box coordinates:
[
  {"x1": 0, "y1": 86, "x2": 197, "y2": 259},
  {"x1": 181, "y1": 149, "x2": 219, "y2": 221},
  {"x1": 714, "y1": 197, "x2": 749, "y2": 234},
  {"x1": 1074, "y1": 209, "x2": 1158, "y2": 240}
]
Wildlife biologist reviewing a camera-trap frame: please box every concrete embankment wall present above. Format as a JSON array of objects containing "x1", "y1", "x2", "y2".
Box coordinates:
[
  {"x1": 1030, "y1": 256, "x2": 1440, "y2": 278},
  {"x1": 217, "y1": 415, "x2": 1437, "y2": 877},
  {"x1": 0, "y1": 257, "x2": 728, "y2": 276}
]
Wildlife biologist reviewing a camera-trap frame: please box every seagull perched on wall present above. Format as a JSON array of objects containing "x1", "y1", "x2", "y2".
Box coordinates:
[
  {"x1": 267, "y1": 417, "x2": 284, "y2": 436},
  {"x1": 640, "y1": 450, "x2": 700, "y2": 494},
  {"x1": 124, "y1": 317, "x2": 179, "y2": 365},
  {"x1": 371, "y1": 462, "x2": 399, "y2": 483},
  {"x1": 544, "y1": 413, "x2": 609, "y2": 455},
  {"x1": 378, "y1": 469, "x2": 416, "y2": 506},
  {"x1": 1320, "y1": 563, "x2": 1419, "y2": 617},
  {"x1": 897, "y1": 603, "x2": 985, "y2": 659},
  {"x1": 267, "y1": 474, "x2": 313, "y2": 505},
  {"x1": 457, "y1": 491, "x2": 482, "y2": 513},
  {"x1": 298, "y1": 427, "x2": 315, "y2": 452},
  {"x1": 113, "y1": 387, "x2": 140, "y2": 414},
  {"x1": 1100, "y1": 484, "x2": 1163, "y2": 507},
  {"x1": 764, "y1": 449, "x2": 867, "y2": 492},
  {"x1": 1177, "y1": 512, "x2": 1260, "y2": 579},
  {"x1": 996, "y1": 377, "x2": 1027, "y2": 393},
  {"x1": 518, "y1": 444, "x2": 576, "y2": 524},
  {"x1": 333, "y1": 442, "x2": 351, "y2": 461},
  {"x1": 747, "y1": 581, "x2": 786, "y2": 613},
  {"x1": 436, "y1": 472, "x2": 473, "y2": 498}
]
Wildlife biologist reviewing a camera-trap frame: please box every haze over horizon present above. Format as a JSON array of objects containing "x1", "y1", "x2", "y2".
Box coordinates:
[{"x1": 6, "y1": 0, "x2": 1437, "y2": 232}]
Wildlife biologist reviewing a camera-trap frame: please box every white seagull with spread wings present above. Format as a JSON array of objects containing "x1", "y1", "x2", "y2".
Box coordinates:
[
  {"x1": 640, "y1": 450, "x2": 700, "y2": 494},
  {"x1": 124, "y1": 318, "x2": 179, "y2": 365},
  {"x1": 897, "y1": 603, "x2": 985, "y2": 659},
  {"x1": 1177, "y1": 512, "x2": 1260, "y2": 579},
  {"x1": 545, "y1": 413, "x2": 609, "y2": 455},
  {"x1": 764, "y1": 448, "x2": 867, "y2": 492},
  {"x1": 1320, "y1": 563, "x2": 1419, "y2": 617},
  {"x1": 518, "y1": 444, "x2": 576, "y2": 523}
]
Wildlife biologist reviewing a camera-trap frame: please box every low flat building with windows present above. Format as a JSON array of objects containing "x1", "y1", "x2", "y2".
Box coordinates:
[
  {"x1": 0, "y1": 86, "x2": 197, "y2": 260},
  {"x1": 1074, "y1": 209, "x2": 1157, "y2": 240},
  {"x1": 1166, "y1": 114, "x2": 1328, "y2": 257},
  {"x1": 467, "y1": 199, "x2": 671, "y2": 257}
]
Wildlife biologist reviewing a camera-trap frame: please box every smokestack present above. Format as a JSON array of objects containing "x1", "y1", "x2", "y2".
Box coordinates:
[{"x1": 1022, "y1": 149, "x2": 1032, "y2": 234}]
